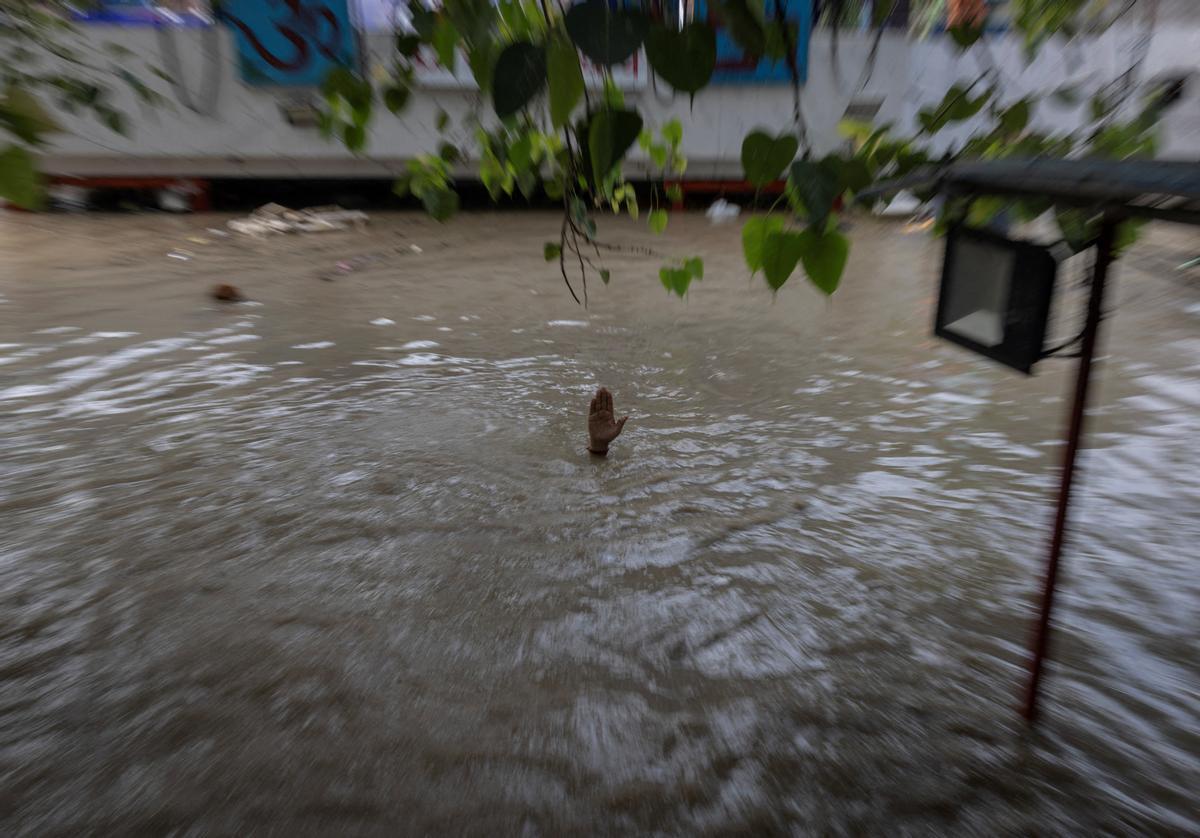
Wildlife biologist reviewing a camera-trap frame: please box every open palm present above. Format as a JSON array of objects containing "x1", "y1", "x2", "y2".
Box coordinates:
[{"x1": 588, "y1": 387, "x2": 628, "y2": 454}]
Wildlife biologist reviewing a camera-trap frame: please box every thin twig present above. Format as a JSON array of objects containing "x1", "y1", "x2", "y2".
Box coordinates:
[
  {"x1": 558, "y1": 211, "x2": 581, "y2": 304},
  {"x1": 570, "y1": 225, "x2": 589, "y2": 306},
  {"x1": 773, "y1": 0, "x2": 809, "y2": 151}
]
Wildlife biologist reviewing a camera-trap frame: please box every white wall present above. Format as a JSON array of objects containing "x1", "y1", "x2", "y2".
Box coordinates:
[{"x1": 38, "y1": 24, "x2": 1199, "y2": 180}]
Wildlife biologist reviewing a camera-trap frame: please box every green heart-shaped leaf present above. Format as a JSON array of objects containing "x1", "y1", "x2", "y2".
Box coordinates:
[
  {"x1": 342, "y1": 122, "x2": 365, "y2": 152},
  {"x1": 443, "y1": 0, "x2": 496, "y2": 47},
  {"x1": 0, "y1": 144, "x2": 41, "y2": 209},
  {"x1": 492, "y1": 41, "x2": 546, "y2": 118},
  {"x1": 761, "y1": 230, "x2": 805, "y2": 291},
  {"x1": 741, "y1": 130, "x2": 798, "y2": 188},
  {"x1": 421, "y1": 186, "x2": 459, "y2": 222},
  {"x1": 949, "y1": 22, "x2": 983, "y2": 49},
  {"x1": 1, "y1": 86, "x2": 61, "y2": 144},
  {"x1": 383, "y1": 83, "x2": 411, "y2": 114},
  {"x1": 432, "y1": 18, "x2": 459, "y2": 71},
  {"x1": 648, "y1": 208, "x2": 668, "y2": 234},
  {"x1": 713, "y1": 0, "x2": 765, "y2": 58},
  {"x1": 587, "y1": 108, "x2": 643, "y2": 184},
  {"x1": 566, "y1": 0, "x2": 647, "y2": 66},
  {"x1": 547, "y1": 35, "x2": 584, "y2": 129},
  {"x1": 467, "y1": 41, "x2": 499, "y2": 91},
  {"x1": 797, "y1": 228, "x2": 848, "y2": 295},
  {"x1": 825, "y1": 156, "x2": 874, "y2": 196},
  {"x1": 395, "y1": 33, "x2": 421, "y2": 58},
  {"x1": 998, "y1": 99, "x2": 1031, "y2": 135},
  {"x1": 409, "y1": 6, "x2": 437, "y2": 39},
  {"x1": 660, "y1": 265, "x2": 693, "y2": 297},
  {"x1": 741, "y1": 215, "x2": 785, "y2": 273},
  {"x1": 645, "y1": 23, "x2": 716, "y2": 95},
  {"x1": 787, "y1": 158, "x2": 841, "y2": 230}
]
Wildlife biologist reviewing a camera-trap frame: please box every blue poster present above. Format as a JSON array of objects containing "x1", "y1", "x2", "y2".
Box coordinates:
[
  {"x1": 221, "y1": 0, "x2": 358, "y2": 87},
  {"x1": 693, "y1": 0, "x2": 811, "y2": 84}
]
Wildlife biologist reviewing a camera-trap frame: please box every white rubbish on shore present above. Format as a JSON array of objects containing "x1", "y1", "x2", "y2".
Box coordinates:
[
  {"x1": 876, "y1": 191, "x2": 923, "y2": 217},
  {"x1": 47, "y1": 184, "x2": 89, "y2": 212},
  {"x1": 228, "y1": 203, "x2": 369, "y2": 237},
  {"x1": 705, "y1": 198, "x2": 740, "y2": 224}
]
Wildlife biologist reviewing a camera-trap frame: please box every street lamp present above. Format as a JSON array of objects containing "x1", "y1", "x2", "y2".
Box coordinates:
[{"x1": 934, "y1": 224, "x2": 1058, "y2": 374}]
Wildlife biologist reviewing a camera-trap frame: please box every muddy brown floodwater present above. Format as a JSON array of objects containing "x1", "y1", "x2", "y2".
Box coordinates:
[{"x1": 1, "y1": 212, "x2": 1197, "y2": 835}]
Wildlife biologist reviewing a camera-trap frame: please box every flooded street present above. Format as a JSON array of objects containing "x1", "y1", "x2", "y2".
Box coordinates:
[{"x1": 1, "y1": 212, "x2": 1197, "y2": 834}]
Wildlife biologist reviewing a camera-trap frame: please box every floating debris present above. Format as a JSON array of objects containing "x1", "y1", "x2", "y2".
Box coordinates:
[
  {"x1": 211, "y1": 284, "x2": 244, "y2": 302},
  {"x1": 705, "y1": 198, "x2": 741, "y2": 224},
  {"x1": 228, "y1": 203, "x2": 369, "y2": 237}
]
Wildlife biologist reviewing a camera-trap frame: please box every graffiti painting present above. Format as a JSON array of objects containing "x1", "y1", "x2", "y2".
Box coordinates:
[
  {"x1": 221, "y1": 0, "x2": 357, "y2": 86},
  {"x1": 693, "y1": 0, "x2": 811, "y2": 85}
]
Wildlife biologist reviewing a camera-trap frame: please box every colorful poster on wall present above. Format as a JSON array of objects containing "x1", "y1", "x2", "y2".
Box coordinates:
[
  {"x1": 693, "y1": 0, "x2": 811, "y2": 84},
  {"x1": 220, "y1": 0, "x2": 358, "y2": 86}
]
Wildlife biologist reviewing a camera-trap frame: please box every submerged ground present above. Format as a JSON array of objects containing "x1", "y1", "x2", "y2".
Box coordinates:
[{"x1": 1, "y1": 211, "x2": 1197, "y2": 834}]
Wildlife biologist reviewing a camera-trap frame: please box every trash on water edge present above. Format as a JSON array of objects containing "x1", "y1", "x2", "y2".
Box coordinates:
[
  {"x1": 228, "y1": 204, "x2": 369, "y2": 237},
  {"x1": 705, "y1": 198, "x2": 741, "y2": 225}
]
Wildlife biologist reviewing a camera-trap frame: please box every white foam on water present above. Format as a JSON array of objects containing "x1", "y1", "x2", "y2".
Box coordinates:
[
  {"x1": 35, "y1": 327, "x2": 80, "y2": 335},
  {"x1": 208, "y1": 334, "x2": 260, "y2": 345},
  {"x1": 331, "y1": 470, "x2": 367, "y2": 487},
  {"x1": 413, "y1": 315, "x2": 436, "y2": 321},
  {"x1": 401, "y1": 340, "x2": 439, "y2": 350},
  {"x1": 547, "y1": 320, "x2": 588, "y2": 327},
  {"x1": 370, "y1": 318, "x2": 396, "y2": 326},
  {"x1": 927, "y1": 391, "x2": 987, "y2": 406},
  {"x1": 292, "y1": 341, "x2": 335, "y2": 349},
  {"x1": 399, "y1": 353, "x2": 442, "y2": 366},
  {"x1": 0, "y1": 337, "x2": 195, "y2": 402},
  {"x1": 47, "y1": 356, "x2": 98, "y2": 369}
]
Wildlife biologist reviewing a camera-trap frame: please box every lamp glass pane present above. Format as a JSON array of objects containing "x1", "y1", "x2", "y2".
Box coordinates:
[{"x1": 941, "y1": 237, "x2": 1014, "y2": 348}]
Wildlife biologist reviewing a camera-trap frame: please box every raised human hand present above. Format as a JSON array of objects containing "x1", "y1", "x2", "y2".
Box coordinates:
[{"x1": 587, "y1": 387, "x2": 628, "y2": 455}]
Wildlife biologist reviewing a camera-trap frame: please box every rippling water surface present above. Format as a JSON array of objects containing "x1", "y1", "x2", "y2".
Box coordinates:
[{"x1": 1, "y1": 212, "x2": 1197, "y2": 834}]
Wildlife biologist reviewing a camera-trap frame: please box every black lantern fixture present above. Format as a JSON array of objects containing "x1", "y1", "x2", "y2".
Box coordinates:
[
  {"x1": 934, "y1": 224, "x2": 1058, "y2": 374},
  {"x1": 860, "y1": 158, "x2": 1200, "y2": 726}
]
